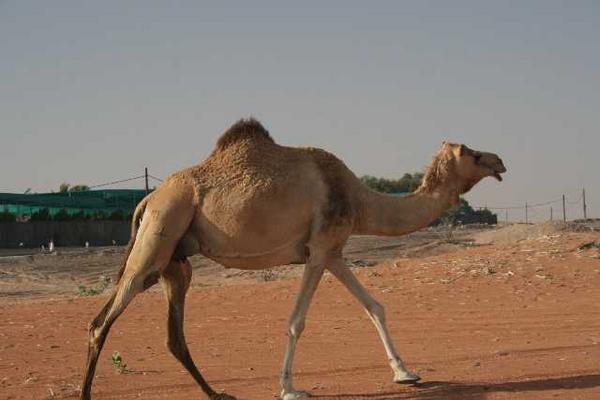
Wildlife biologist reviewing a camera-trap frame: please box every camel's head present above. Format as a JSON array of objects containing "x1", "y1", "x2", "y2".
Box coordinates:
[
  {"x1": 421, "y1": 142, "x2": 506, "y2": 198},
  {"x1": 443, "y1": 142, "x2": 506, "y2": 193}
]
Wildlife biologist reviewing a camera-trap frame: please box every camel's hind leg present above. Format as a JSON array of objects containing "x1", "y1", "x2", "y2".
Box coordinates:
[
  {"x1": 81, "y1": 291, "x2": 119, "y2": 399},
  {"x1": 161, "y1": 259, "x2": 232, "y2": 399},
  {"x1": 81, "y1": 188, "x2": 196, "y2": 399},
  {"x1": 81, "y1": 267, "x2": 157, "y2": 399}
]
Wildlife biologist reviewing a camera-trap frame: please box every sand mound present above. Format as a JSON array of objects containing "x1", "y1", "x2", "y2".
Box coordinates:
[{"x1": 474, "y1": 221, "x2": 588, "y2": 245}]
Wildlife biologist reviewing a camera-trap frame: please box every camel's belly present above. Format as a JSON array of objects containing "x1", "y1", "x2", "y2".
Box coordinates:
[
  {"x1": 193, "y1": 221, "x2": 308, "y2": 269},
  {"x1": 206, "y1": 245, "x2": 306, "y2": 270}
]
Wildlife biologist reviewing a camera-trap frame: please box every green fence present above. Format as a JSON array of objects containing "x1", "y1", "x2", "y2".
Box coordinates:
[{"x1": 0, "y1": 190, "x2": 147, "y2": 217}]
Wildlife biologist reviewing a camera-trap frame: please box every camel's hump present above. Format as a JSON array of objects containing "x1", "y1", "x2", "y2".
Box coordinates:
[{"x1": 215, "y1": 118, "x2": 275, "y2": 151}]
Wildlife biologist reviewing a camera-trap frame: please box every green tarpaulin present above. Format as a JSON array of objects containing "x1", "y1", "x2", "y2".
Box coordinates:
[{"x1": 0, "y1": 190, "x2": 147, "y2": 217}]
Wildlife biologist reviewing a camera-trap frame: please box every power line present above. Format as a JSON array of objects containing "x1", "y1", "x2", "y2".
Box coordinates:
[
  {"x1": 528, "y1": 198, "x2": 562, "y2": 207},
  {"x1": 566, "y1": 194, "x2": 583, "y2": 205},
  {"x1": 87, "y1": 171, "x2": 165, "y2": 190},
  {"x1": 477, "y1": 194, "x2": 581, "y2": 211},
  {"x1": 88, "y1": 175, "x2": 145, "y2": 189},
  {"x1": 148, "y1": 175, "x2": 163, "y2": 183}
]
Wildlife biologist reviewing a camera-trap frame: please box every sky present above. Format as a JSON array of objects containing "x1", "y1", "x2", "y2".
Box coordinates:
[{"x1": 1, "y1": 1, "x2": 598, "y2": 221}]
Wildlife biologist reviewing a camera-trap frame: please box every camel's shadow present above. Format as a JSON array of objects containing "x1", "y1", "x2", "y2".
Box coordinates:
[{"x1": 310, "y1": 374, "x2": 600, "y2": 400}]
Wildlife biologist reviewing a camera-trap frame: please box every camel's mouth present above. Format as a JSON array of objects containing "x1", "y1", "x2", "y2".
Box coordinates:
[{"x1": 492, "y1": 165, "x2": 506, "y2": 182}]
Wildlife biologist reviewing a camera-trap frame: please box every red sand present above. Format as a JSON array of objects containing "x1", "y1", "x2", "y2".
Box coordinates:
[{"x1": 2, "y1": 230, "x2": 600, "y2": 399}]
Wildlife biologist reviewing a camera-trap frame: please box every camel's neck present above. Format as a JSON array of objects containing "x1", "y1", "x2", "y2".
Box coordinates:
[{"x1": 353, "y1": 186, "x2": 458, "y2": 236}]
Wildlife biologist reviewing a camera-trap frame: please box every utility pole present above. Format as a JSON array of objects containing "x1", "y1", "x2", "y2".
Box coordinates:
[
  {"x1": 525, "y1": 202, "x2": 528, "y2": 224},
  {"x1": 550, "y1": 207, "x2": 553, "y2": 221},
  {"x1": 144, "y1": 167, "x2": 149, "y2": 195},
  {"x1": 505, "y1": 210, "x2": 508, "y2": 224},
  {"x1": 562, "y1": 194, "x2": 566, "y2": 222},
  {"x1": 583, "y1": 188, "x2": 587, "y2": 220}
]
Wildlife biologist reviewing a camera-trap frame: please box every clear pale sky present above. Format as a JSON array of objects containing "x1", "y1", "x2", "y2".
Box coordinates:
[{"x1": 1, "y1": 1, "x2": 598, "y2": 221}]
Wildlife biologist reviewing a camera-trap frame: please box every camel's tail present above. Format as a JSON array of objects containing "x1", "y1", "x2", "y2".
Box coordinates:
[{"x1": 115, "y1": 195, "x2": 150, "y2": 284}]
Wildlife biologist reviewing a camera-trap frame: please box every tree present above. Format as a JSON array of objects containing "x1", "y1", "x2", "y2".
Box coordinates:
[
  {"x1": 70, "y1": 185, "x2": 90, "y2": 192},
  {"x1": 435, "y1": 198, "x2": 497, "y2": 225},
  {"x1": 440, "y1": 198, "x2": 474, "y2": 224},
  {"x1": 360, "y1": 172, "x2": 424, "y2": 194},
  {"x1": 59, "y1": 183, "x2": 90, "y2": 193}
]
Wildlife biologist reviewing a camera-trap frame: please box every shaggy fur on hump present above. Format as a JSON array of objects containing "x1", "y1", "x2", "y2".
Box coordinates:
[
  {"x1": 215, "y1": 118, "x2": 275, "y2": 151},
  {"x1": 418, "y1": 145, "x2": 456, "y2": 193}
]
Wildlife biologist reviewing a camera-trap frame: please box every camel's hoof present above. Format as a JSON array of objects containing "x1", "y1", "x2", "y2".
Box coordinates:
[
  {"x1": 393, "y1": 370, "x2": 421, "y2": 384},
  {"x1": 281, "y1": 389, "x2": 311, "y2": 400},
  {"x1": 210, "y1": 393, "x2": 237, "y2": 400}
]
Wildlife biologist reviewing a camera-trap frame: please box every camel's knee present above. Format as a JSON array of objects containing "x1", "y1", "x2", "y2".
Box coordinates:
[
  {"x1": 88, "y1": 317, "x2": 103, "y2": 337},
  {"x1": 288, "y1": 317, "x2": 305, "y2": 339},
  {"x1": 87, "y1": 322, "x2": 110, "y2": 355},
  {"x1": 366, "y1": 300, "x2": 386, "y2": 323},
  {"x1": 86, "y1": 294, "x2": 118, "y2": 345},
  {"x1": 115, "y1": 271, "x2": 147, "y2": 303}
]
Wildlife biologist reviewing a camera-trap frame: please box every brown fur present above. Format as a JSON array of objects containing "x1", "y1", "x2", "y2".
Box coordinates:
[
  {"x1": 82, "y1": 118, "x2": 505, "y2": 400},
  {"x1": 417, "y1": 146, "x2": 456, "y2": 194},
  {"x1": 308, "y1": 147, "x2": 354, "y2": 227},
  {"x1": 115, "y1": 196, "x2": 152, "y2": 284},
  {"x1": 214, "y1": 118, "x2": 274, "y2": 152}
]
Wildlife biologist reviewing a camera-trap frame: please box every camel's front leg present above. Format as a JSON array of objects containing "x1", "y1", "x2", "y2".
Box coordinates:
[
  {"x1": 328, "y1": 259, "x2": 420, "y2": 384},
  {"x1": 280, "y1": 262, "x2": 325, "y2": 400}
]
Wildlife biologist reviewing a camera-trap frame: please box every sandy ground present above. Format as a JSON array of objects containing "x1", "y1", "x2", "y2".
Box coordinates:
[{"x1": 1, "y1": 222, "x2": 600, "y2": 399}]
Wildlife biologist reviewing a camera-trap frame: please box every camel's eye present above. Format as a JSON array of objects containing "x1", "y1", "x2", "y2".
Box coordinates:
[{"x1": 474, "y1": 154, "x2": 482, "y2": 165}]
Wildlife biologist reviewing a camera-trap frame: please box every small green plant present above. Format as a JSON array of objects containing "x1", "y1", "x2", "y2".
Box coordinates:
[
  {"x1": 439, "y1": 215, "x2": 458, "y2": 243},
  {"x1": 111, "y1": 351, "x2": 128, "y2": 373},
  {"x1": 578, "y1": 241, "x2": 600, "y2": 250},
  {"x1": 78, "y1": 275, "x2": 111, "y2": 296}
]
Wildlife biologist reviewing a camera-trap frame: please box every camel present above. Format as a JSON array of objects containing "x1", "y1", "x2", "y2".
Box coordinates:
[{"x1": 81, "y1": 118, "x2": 506, "y2": 400}]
